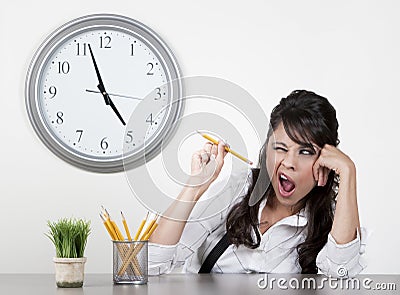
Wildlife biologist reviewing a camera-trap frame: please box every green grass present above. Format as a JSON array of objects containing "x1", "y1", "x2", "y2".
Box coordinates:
[{"x1": 46, "y1": 218, "x2": 91, "y2": 258}]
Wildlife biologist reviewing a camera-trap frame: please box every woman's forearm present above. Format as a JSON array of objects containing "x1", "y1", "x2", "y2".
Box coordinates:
[
  {"x1": 149, "y1": 142, "x2": 227, "y2": 245},
  {"x1": 330, "y1": 164, "x2": 361, "y2": 244},
  {"x1": 149, "y1": 183, "x2": 205, "y2": 245}
]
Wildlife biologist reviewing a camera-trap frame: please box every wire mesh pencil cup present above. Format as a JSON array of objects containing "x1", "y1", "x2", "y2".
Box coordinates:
[{"x1": 112, "y1": 240, "x2": 148, "y2": 284}]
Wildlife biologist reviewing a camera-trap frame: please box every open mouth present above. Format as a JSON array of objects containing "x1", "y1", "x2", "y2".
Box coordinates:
[{"x1": 278, "y1": 172, "x2": 296, "y2": 197}]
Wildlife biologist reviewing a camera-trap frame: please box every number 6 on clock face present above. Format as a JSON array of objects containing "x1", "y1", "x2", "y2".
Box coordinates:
[{"x1": 26, "y1": 14, "x2": 183, "y2": 173}]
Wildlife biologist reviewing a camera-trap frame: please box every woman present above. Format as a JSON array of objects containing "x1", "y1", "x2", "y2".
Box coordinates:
[{"x1": 148, "y1": 90, "x2": 367, "y2": 277}]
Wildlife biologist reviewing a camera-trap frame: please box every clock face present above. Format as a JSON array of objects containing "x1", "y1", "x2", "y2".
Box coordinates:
[{"x1": 26, "y1": 14, "x2": 183, "y2": 172}]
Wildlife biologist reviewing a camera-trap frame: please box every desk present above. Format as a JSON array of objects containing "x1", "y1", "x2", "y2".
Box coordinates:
[{"x1": 0, "y1": 274, "x2": 398, "y2": 294}]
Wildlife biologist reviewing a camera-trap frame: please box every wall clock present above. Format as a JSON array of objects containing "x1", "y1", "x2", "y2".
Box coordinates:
[{"x1": 26, "y1": 14, "x2": 183, "y2": 173}]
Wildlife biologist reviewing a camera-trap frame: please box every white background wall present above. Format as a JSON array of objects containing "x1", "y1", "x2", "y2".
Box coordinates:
[{"x1": 1, "y1": 0, "x2": 399, "y2": 274}]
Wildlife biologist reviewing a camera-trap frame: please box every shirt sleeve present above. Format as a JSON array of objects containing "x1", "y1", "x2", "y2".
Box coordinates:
[
  {"x1": 148, "y1": 168, "x2": 250, "y2": 276},
  {"x1": 316, "y1": 227, "x2": 369, "y2": 278},
  {"x1": 147, "y1": 212, "x2": 224, "y2": 275}
]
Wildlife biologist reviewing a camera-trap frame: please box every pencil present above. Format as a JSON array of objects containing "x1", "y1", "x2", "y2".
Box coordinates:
[
  {"x1": 100, "y1": 213, "x2": 116, "y2": 240},
  {"x1": 139, "y1": 214, "x2": 158, "y2": 241},
  {"x1": 134, "y1": 212, "x2": 148, "y2": 241},
  {"x1": 121, "y1": 211, "x2": 132, "y2": 241},
  {"x1": 101, "y1": 208, "x2": 118, "y2": 240},
  {"x1": 196, "y1": 130, "x2": 253, "y2": 165},
  {"x1": 112, "y1": 221, "x2": 125, "y2": 240},
  {"x1": 102, "y1": 207, "x2": 125, "y2": 241},
  {"x1": 143, "y1": 220, "x2": 159, "y2": 240}
]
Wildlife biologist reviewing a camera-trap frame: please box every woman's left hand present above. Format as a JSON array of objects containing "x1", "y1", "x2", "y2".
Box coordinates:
[{"x1": 312, "y1": 144, "x2": 356, "y2": 187}]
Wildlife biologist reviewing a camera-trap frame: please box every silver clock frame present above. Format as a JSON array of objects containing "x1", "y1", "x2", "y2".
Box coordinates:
[{"x1": 25, "y1": 14, "x2": 184, "y2": 173}]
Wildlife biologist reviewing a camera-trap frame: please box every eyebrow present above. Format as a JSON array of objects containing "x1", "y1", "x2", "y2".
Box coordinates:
[
  {"x1": 272, "y1": 141, "x2": 318, "y2": 151},
  {"x1": 273, "y1": 141, "x2": 288, "y2": 147}
]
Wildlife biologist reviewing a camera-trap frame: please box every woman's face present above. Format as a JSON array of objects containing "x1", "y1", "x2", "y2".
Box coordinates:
[{"x1": 266, "y1": 122, "x2": 320, "y2": 209}]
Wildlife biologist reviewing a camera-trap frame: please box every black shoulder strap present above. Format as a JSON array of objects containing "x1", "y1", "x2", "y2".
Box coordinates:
[{"x1": 198, "y1": 232, "x2": 232, "y2": 273}]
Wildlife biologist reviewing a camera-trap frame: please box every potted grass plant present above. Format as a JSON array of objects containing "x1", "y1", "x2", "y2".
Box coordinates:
[{"x1": 46, "y1": 218, "x2": 91, "y2": 288}]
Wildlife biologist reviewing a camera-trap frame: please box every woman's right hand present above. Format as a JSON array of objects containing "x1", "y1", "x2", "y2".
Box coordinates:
[{"x1": 187, "y1": 141, "x2": 228, "y2": 194}]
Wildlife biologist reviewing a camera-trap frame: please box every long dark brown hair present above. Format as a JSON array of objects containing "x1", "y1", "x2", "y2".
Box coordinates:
[{"x1": 226, "y1": 90, "x2": 339, "y2": 273}]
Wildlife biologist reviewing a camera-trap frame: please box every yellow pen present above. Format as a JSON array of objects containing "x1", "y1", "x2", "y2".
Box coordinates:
[{"x1": 196, "y1": 130, "x2": 253, "y2": 165}]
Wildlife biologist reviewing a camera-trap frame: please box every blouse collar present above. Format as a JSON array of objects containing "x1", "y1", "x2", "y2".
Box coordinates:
[{"x1": 257, "y1": 197, "x2": 308, "y2": 228}]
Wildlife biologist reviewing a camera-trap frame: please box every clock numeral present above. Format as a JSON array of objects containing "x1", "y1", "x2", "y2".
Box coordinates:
[
  {"x1": 56, "y1": 111, "x2": 64, "y2": 124},
  {"x1": 100, "y1": 36, "x2": 112, "y2": 49},
  {"x1": 100, "y1": 137, "x2": 109, "y2": 150},
  {"x1": 76, "y1": 130, "x2": 83, "y2": 143},
  {"x1": 146, "y1": 113, "x2": 154, "y2": 125},
  {"x1": 155, "y1": 88, "x2": 162, "y2": 100},
  {"x1": 76, "y1": 43, "x2": 87, "y2": 56},
  {"x1": 130, "y1": 43, "x2": 136, "y2": 56},
  {"x1": 48, "y1": 86, "x2": 57, "y2": 99},
  {"x1": 125, "y1": 131, "x2": 134, "y2": 144},
  {"x1": 147, "y1": 62, "x2": 154, "y2": 75},
  {"x1": 57, "y1": 61, "x2": 70, "y2": 74}
]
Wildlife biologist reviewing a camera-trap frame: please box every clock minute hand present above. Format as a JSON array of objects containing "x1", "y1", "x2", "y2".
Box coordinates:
[
  {"x1": 107, "y1": 95, "x2": 126, "y2": 126},
  {"x1": 87, "y1": 44, "x2": 125, "y2": 126},
  {"x1": 87, "y1": 44, "x2": 110, "y2": 105}
]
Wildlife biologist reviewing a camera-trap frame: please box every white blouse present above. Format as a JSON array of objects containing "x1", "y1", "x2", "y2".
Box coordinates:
[{"x1": 148, "y1": 170, "x2": 368, "y2": 278}]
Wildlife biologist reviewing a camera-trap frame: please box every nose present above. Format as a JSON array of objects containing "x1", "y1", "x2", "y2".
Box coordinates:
[{"x1": 281, "y1": 151, "x2": 296, "y2": 170}]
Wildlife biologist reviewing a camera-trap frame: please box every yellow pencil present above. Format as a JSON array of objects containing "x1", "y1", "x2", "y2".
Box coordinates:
[
  {"x1": 101, "y1": 211, "x2": 118, "y2": 240},
  {"x1": 139, "y1": 214, "x2": 158, "y2": 241},
  {"x1": 196, "y1": 130, "x2": 253, "y2": 165},
  {"x1": 121, "y1": 211, "x2": 132, "y2": 241},
  {"x1": 134, "y1": 212, "x2": 148, "y2": 241},
  {"x1": 100, "y1": 213, "x2": 117, "y2": 240},
  {"x1": 143, "y1": 221, "x2": 159, "y2": 241},
  {"x1": 111, "y1": 220, "x2": 125, "y2": 241}
]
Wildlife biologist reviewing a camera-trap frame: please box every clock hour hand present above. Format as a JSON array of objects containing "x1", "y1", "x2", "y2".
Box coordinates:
[
  {"x1": 97, "y1": 83, "x2": 110, "y2": 105},
  {"x1": 87, "y1": 44, "x2": 110, "y2": 105}
]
